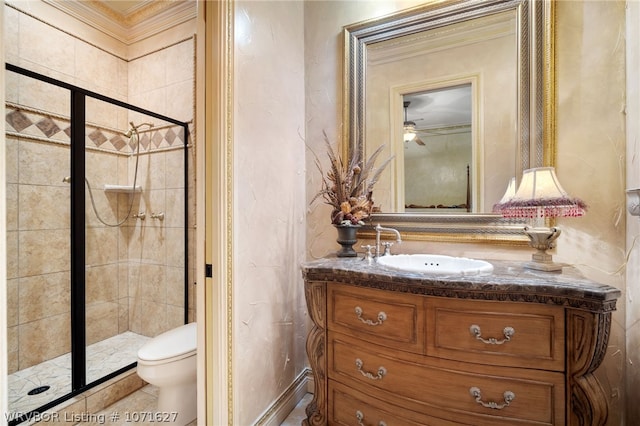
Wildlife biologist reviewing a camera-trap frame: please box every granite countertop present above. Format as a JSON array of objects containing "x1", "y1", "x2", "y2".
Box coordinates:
[{"x1": 302, "y1": 257, "x2": 622, "y2": 312}]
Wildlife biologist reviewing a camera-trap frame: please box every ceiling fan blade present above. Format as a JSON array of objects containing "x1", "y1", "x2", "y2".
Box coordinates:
[{"x1": 415, "y1": 137, "x2": 426, "y2": 146}]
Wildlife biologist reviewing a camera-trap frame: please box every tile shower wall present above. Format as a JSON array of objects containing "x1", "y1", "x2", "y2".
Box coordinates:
[
  {"x1": 126, "y1": 39, "x2": 196, "y2": 332},
  {"x1": 4, "y1": 3, "x2": 196, "y2": 374}
]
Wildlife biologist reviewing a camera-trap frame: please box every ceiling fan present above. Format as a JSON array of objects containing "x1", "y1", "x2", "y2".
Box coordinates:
[{"x1": 403, "y1": 101, "x2": 425, "y2": 146}]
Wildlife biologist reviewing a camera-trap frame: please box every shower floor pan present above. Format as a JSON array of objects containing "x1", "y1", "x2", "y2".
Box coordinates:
[{"x1": 8, "y1": 331, "x2": 150, "y2": 416}]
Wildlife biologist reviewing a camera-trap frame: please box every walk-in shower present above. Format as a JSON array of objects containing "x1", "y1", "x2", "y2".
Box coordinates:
[
  {"x1": 84, "y1": 121, "x2": 152, "y2": 228},
  {"x1": 5, "y1": 63, "x2": 190, "y2": 424}
]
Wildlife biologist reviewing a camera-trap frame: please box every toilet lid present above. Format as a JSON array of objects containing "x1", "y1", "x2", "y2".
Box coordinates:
[{"x1": 137, "y1": 322, "x2": 197, "y2": 362}]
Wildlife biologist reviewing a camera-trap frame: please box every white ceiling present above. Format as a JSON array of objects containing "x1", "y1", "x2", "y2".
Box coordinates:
[{"x1": 404, "y1": 84, "x2": 472, "y2": 133}]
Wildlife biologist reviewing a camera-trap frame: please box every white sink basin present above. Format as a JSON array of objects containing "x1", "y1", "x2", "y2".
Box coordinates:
[{"x1": 376, "y1": 254, "x2": 494, "y2": 276}]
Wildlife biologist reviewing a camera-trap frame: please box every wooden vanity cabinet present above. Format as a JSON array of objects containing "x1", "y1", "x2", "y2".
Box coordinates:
[{"x1": 302, "y1": 260, "x2": 620, "y2": 426}]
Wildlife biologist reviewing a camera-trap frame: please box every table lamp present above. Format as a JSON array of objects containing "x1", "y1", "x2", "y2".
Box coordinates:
[{"x1": 493, "y1": 167, "x2": 586, "y2": 271}]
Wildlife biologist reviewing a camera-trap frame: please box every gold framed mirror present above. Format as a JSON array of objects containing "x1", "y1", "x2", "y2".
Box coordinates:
[{"x1": 344, "y1": 0, "x2": 555, "y2": 243}]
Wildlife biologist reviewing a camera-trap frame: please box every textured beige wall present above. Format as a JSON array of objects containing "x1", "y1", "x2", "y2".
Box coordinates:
[
  {"x1": 626, "y1": 0, "x2": 640, "y2": 423},
  {"x1": 555, "y1": 2, "x2": 627, "y2": 424},
  {"x1": 304, "y1": 1, "x2": 628, "y2": 423},
  {"x1": 233, "y1": 1, "x2": 307, "y2": 423}
]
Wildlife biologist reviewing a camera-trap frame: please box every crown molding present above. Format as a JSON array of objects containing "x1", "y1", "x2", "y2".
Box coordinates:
[{"x1": 44, "y1": 0, "x2": 197, "y2": 45}]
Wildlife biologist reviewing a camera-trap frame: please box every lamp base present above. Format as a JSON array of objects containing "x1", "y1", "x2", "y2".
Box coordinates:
[
  {"x1": 523, "y1": 226, "x2": 564, "y2": 272},
  {"x1": 524, "y1": 260, "x2": 566, "y2": 272}
]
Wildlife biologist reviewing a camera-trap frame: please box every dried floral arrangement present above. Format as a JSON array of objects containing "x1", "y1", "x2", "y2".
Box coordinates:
[{"x1": 311, "y1": 132, "x2": 393, "y2": 226}]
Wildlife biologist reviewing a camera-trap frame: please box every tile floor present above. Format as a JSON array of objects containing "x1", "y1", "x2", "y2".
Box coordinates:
[
  {"x1": 8, "y1": 332, "x2": 150, "y2": 415},
  {"x1": 75, "y1": 386, "x2": 312, "y2": 426},
  {"x1": 9, "y1": 330, "x2": 311, "y2": 425}
]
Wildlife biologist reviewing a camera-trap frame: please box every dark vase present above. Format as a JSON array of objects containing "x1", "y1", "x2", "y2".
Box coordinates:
[{"x1": 334, "y1": 224, "x2": 361, "y2": 257}]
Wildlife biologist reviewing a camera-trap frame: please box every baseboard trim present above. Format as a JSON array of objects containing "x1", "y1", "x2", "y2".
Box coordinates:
[{"x1": 254, "y1": 368, "x2": 312, "y2": 426}]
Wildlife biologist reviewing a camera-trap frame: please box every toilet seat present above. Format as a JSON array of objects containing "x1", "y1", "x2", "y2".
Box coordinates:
[{"x1": 137, "y1": 322, "x2": 197, "y2": 364}]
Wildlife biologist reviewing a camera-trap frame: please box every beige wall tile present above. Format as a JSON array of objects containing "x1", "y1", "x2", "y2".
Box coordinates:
[
  {"x1": 165, "y1": 149, "x2": 185, "y2": 189},
  {"x1": 7, "y1": 324, "x2": 19, "y2": 374},
  {"x1": 118, "y1": 297, "x2": 129, "y2": 334},
  {"x1": 128, "y1": 226, "x2": 165, "y2": 265},
  {"x1": 7, "y1": 278, "x2": 19, "y2": 327},
  {"x1": 18, "y1": 140, "x2": 70, "y2": 186},
  {"x1": 117, "y1": 59, "x2": 129, "y2": 101},
  {"x1": 86, "y1": 264, "x2": 119, "y2": 305},
  {"x1": 5, "y1": 69, "x2": 19, "y2": 103},
  {"x1": 118, "y1": 262, "x2": 128, "y2": 298},
  {"x1": 3, "y1": 6, "x2": 19, "y2": 61},
  {"x1": 117, "y1": 155, "x2": 129, "y2": 184},
  {"x1": 129, "y1": 50, "x2": 167, "y2": 97},
  {"x1": 75, "y1": 41, "x2": 121, "y2": 98},
  {"x1": 85, "y1": 97, "x2": 122, "y2": 133},
  {"x1": 7, "y1": 323, "x2": 18, "y2": 352},
  {"x1": 18, "y1": 229, "x2": 70, "y2": 276},
  {"x1": 128, "y1": 296, "x2": 142, "y2": 335},
  {"x1": 166, "y1": 305, "x2": 185, "y2": 330},
  {"x1": 166, "y1": 266, "x2": 185, "y2": 307},
  {"x1": 116, "y1": 193, "x2": 143, "y2": 227},
  {"x1": 166, "y1": 80, "x2": 193, "y2": 122},
  {"x1": 145, "y1": 189, "x2": 166, "y2": 228},
  {"x1": 164, "y1": 188, "x2": 184, "y2": 228},
  {"x1": 18, "y1": 11, "x2": 75, "y2": 77},
  {"x1": 5, "y1": 137, "x2": 18, "y2": 183},
  {"x1": 139, "y1": 264, "x2": 166, "y2": 303},
  {"x1": 6, "y1": 230, "x2": 18, "y2": 279},
  {"x1": 141, "y1": 151, "x2": 167, "y2": 191},
  {"x1": 19, "y1": 313, "x2": 70, "y2": 369},
  {"x1": 165, "y1": 227, "x2": 185, "y2": 268},
  {"x1": 6, "y1": 183, "x2": 18, "y2": 231},
  {"x1": 86, "y1": 151, "x2": 119, "y2": 187},
  {"x1": 19, "y1": 271, "x2": 70, "y2": 323},
  {"x1": 139, "y1": 300, "x2": 167, "y2": 337},
  {"x1": 85, "y1": 227, "x2": 118, "y2": 267},
  {"x1": 86, "y1": 161, "x2": 130, "y2": 227},
  {"x1": 86, "y1": 302, "x2": 119, "y2": 346},
  {"x1": 165, "y1": 40, "x2": 194, "y2": 86},
  {"x1": 18, "y1": 184, "x2": 70, "y2": 230},
  {"x1": 85, "y1": 372, "x2": 145, "y2": 414},
  {"x1": 128, "y1": 88, "x2": 166, "y2": 122},
  {"x1": 19, "y1": 74, "x2": 71, "y2": 117}
]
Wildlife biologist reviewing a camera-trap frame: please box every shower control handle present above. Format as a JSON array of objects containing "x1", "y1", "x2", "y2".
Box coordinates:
[
  {"x1": 133, "y1": 212, "x2": 146, "y2": 220},
  {"x1": 151, "y1": 212, "x2": 165, "y2": 220}
]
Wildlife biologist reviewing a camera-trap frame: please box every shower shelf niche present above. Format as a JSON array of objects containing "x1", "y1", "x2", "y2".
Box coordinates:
[{"x1": 103, "y1": 184, "x2": 142, "y2": 194}]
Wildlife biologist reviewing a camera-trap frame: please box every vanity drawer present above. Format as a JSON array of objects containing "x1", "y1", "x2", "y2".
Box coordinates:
[
  {"x1": 427, "y1": 297, "x2": 565, "y2": 371},
  {"x1": 329, "y1": 380, "x2": 462, "y2": 426},
  {"x1": 328, "y1": 283, "x2": 425, "y2": 353},
  {"x1": 329, "y1": 336, "x2": 565, "y2": 425}
]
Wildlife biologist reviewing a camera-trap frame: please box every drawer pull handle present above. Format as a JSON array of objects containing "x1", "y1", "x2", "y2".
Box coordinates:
[
  {"x1": 355, "y1": 306, "x2": 387, "y2": 326},
  {"x1": 356, "y1": 410, "x2": 387, "y2": 426},
  {"x1": 355, "y1": 358, "x2": 387, "y2": 380},
  {"x1": 469, "y1": 324, "x2": 515, "y2": 344},
  {"x1": 469, "y1": 386, "x2": 515, "y2": 410}
]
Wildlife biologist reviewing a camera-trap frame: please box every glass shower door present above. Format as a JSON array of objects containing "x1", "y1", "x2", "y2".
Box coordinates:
[
  {"x1": 6, "y1": 63, "x2": 189, "y2": 424},
  {"x1": 5, "y1": 69, "x2": 73, "y2": 419},
  {"x1": 83, "y1": 99, "x2": 188, "y2": 385}
]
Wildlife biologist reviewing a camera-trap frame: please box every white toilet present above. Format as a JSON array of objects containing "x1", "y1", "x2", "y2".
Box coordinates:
[{"x1": 136, "y1": 322, "x2": 197, "y2": 425}]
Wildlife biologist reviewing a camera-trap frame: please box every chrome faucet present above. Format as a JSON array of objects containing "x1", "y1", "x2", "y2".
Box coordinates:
[{"x1": 375, "y1": 224, "x2": 402, "y2": 258}]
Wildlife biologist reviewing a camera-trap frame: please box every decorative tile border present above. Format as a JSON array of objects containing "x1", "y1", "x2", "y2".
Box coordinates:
[{"x1": 5, "y1": 103, "x2": 185, "y2": 154}]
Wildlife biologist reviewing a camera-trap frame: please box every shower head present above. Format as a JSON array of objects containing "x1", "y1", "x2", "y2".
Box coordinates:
[{"x1": 124, "y1": 122, "x2": 154, "y2": 138}]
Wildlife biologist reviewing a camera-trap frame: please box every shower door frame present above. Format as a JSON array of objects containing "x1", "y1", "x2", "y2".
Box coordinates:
[{"x1": 5, "y1": 63, "x2": 190, "y2": 424}]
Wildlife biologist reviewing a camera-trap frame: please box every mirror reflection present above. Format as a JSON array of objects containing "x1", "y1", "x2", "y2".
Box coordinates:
[
  {"x1": 364, "y1": 8, "x2": 518, "y2": 215},
  {"x1": 344, "y1": 0, "x2": 553, "y2": 242},
  {"x1": 402, "y1": 85, "x2": 473, "y2": 213}
]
